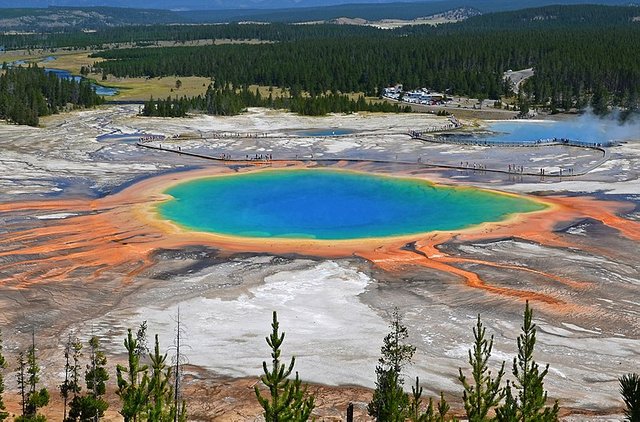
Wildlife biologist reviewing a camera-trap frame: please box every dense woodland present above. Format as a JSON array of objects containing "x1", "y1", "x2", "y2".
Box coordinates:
[
  {"x1": 92, "y1": 23, "x2": 640, "y2": 112},
  {"x1": 82, "y1": 6, "x2": 640, "y2": 114},
  {"x1": 142, "y1": 85, "x2": 412, "y2": 117},
  {"x1": 430, "y1": 4, "x2": 640, "y2": 32},
  {"x1": 1, "y1": 5, "x2": 639, "y2": 117},
  {"x1": 0, "y1": 6, "x2": 637, "y2": 116},
  {"x1": 0, "y1": 65, "x2": 103, "y2": 126},
  {"x1": 94, "y1": 37, "x2": 507, "y2": 98},
  {"x1": 0, "y1": 304, "x2": 638, "y2": 421},
  {"x1": 0, "y1": 23, "x2": 381, "y2": 51},
  {"x1": 2, "y1": 5, "x2": 637, "y2": 50}
]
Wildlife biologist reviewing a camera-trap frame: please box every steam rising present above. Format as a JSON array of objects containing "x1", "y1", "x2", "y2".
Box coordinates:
[{"x1": 574, "y1": 109, "x2": 640, "y2": 142}]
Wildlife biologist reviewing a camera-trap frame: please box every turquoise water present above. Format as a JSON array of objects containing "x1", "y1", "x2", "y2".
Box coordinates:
[
  {"x1": 487, "y1": 120, "x2": 610, "y2": 144},
  {"x1": 158, "y1": 170, "x2": 545, "y2": 240},
  {"x1": 443, "y1": 119, "x2": 627, "y2": 146},
  {"x1": 96, "y1": 132, "x2": 162, "y2": 143}
]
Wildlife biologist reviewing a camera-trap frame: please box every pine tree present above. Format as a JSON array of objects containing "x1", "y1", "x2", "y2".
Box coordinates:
[
  {"x1": 381, "y1": 308, "x2": 416, "y2": 376},
  {"x1": 495, "y1": 381, "x2": 517, "y2": 422},
  {"x1": 0, "y1": 330, "x2": 8, "y2": 422},
  {"x1": 116, "y1": 328, "x2": 149, "y2": 422},
  {"x1": 172, "y1": 309, "x2": 187, "y2": 422},
  {"x1": 368, "y1": 308, "x2": 415, "y2": 421},
  {"x1": 134, "y1": 322, "x2": 149, "y2": 358},
  {"x1": 16, "y1": 353, "x2": 27, "y2": 417},
  {"x1": 619, "y1": 373, "x2": 640, "y2": 422},
  {"x1": 61, "y1": 339, "x2": 72, "y2": 420},
  {"x1": 145, "y1": 335, "x2": 183, "y2": 422},
  {"x1": 142, "y1": 96, "x2": 155, "y2": 116},
  {"x1": 16, "y1": 333, "x2": 50, "y2": 422},
  {"x1": 590, "y1": 85, "x2": 610, "y2": 115},
  {"x1": 517, "y1": 95, "x2": 530, "y2": 117},
  {"x1": 409, "y1": 377, "x2": 428, "y2": 422},
  {"x1": 496, "y1": 302, "x2": 559, "y2": 422},
  {"x1": 72, "y1": 336, "x2": 109, "y2": 421},
  {"x1": 458, "y1": 315, "x2": 505, "y2": 422},
  {"x1": 255, "y1": 311, "x2": 315, "y2": 422},
  {"x1": 370, "y1": 370, "x2": 409, "y2": 422},
  {"x1": 407, "y1": 380, "x2": 453, "y2": 422},
  {"x1": 60, "y1": 336, "x2": 82, "y2": 421},
  {"x1": 435, "y1": 393, "x2": 451, "y2": 422}
]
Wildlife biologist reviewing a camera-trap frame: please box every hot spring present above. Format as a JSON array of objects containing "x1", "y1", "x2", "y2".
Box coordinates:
[
  {"x1": 158, "y1": 170, "x2": 546, "y2": 240},
  {"x1": 440, "y1": 118, "x2": 636, "y2": 146}
]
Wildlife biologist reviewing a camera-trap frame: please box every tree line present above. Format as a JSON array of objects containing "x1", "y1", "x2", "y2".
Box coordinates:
[
  {"x1": 92, "y1": 23, "x2": 640, "y2": 111},
  {"x1": 0, "y1": 320, "x2": 186, "y2": 422},
  {"x1": 141, "y1": 84, "x2": 411, "y2": 117},
  {"x1": 0, "y1": 23, "x2": 381, "y2": 51},
  {"x1": 0, "y1": 65, "x2": 103, "y2": 126},
  {"x1": 92, "y1": 35, "x2": 515, "y2": 98},
  {"x1": 0, "y1": 302, "x2": 638, "y2": 421}
]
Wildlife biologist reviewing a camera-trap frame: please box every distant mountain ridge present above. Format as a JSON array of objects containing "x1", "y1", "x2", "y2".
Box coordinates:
[
  {"x1": 172, "y1": 0, "x2": 637, "y2": 23},
  {"x1": 0, "y1": 7, "x2": 182, "y2": 30},
  {"x1": 1, "y1": 0, "x2": 634, "y2": 10},
  {"x1": 0, "y1": 0, "x2": 635, "y2": 31},
  {"x1": 0, "y1": 0, "x2": 430, "y2": 10}
]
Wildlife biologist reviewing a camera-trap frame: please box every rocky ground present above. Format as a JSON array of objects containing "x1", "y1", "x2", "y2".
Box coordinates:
[{"x1": 0, "y1": 106, "x2": 638, "y2": 421}]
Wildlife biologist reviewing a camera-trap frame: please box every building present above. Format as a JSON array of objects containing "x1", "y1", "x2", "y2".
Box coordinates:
[{"x1": 382, "y1": 84, "x2": 403, "y2": 99}]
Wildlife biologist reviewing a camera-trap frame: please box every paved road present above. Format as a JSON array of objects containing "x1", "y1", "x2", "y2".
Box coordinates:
[{"x1": 505, "y1": 68, "x2": 535, "y2": 94}]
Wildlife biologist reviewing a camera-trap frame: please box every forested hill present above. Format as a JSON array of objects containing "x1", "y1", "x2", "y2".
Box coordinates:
[
  {"x1": 177, "y1": 0, "x2": 635, "y2": 23},
  {"x1": 1, "y1": 4, "x2": 638, "y2": 50},
  {"x1": 445, "y1": 4, "x2": 640, "y2": 30},
  {"x1": 394, "y1": 4, "x2": 640, "y2": 34}
]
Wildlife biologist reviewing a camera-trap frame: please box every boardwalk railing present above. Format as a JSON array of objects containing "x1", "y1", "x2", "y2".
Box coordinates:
[
  {"x1": 408, "y1": 117, "x2": 462, "y2": 136},
  {"x1": 409, "y1": 134, "x2": 614, "y2": 149},
  {"x1": 137, "y1": 141, "x2": 609, "y2": 178}
]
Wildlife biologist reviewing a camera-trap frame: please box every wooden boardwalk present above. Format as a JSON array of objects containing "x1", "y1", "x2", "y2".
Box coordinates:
[{"x1": 137, "y1": 139, "x2": 609, "y2": 178}]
